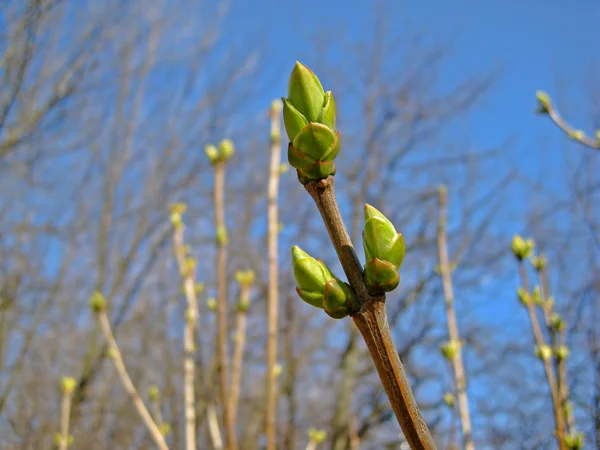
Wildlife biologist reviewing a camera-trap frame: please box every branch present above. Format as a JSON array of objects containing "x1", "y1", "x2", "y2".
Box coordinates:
[
  {"x1": 230, "y1": 283, "x2": 250, "y2": 425},
  {"x1": 212, "y1": 159, "x2": 236, "y2": 450},
  {"x1": 517, "y1": 261, "x2": 566, "y2": 450},
  {"x1": 266, "y1": 100, "x2": 282, "y2": 450},
  {"x1": 436, "y1": 187, "x2": 475, "y2": 450},
  {"x1": 171, "y1": 206, "x2": 198, "y2": 450},
  {"x1": 304, "y1": 177, "x2": 436, "y2": 450},
  {"x1": 57, "y1": 378, "x2": 75, "y2": 450},
  {"x1": 536, "y1": 91, "x2": 600, "y2": 150},
  {"x1": 95, "y1": 309, "x2": 169, "y2": 450}
]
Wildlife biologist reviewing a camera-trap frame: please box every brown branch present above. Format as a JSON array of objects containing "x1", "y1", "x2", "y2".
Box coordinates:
[
  {"x1": 436, "y1": 187, "x2": 474, "y2": 450},
  {"x1": 266, "y1": 101, "x2": 282, "y2": 450},
  {"x1": 97, "y1": 311, "x2": 169, "y2": 450},
  {"x1": 304, "y1": 176, "x2": 436, "y2": 450},
  {"x1": 213, "y1": 161, "x2": 236, "y2": 450},
  {"x1": 518, "y1": 262, "x2": 566, "y2": 450}
]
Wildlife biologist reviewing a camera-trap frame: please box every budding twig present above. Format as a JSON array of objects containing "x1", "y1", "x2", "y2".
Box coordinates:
[
  {"x1": 536, "y1": 91, "x2": 600, "y2": 150},
  {"x1": 437, "y1": 186, "x2": 474, "y2": 450},
  {"x1": 58, "y1": 377, "x2": 75, "y2": 450},
  {"x1": 517, "y1": 260, "x2": 566, "y2": 450},
  {"x1": 266, "y1": 100, "x2": 282, "y2": 450},
  {"x1": 92, "y1": 300, "x2": 168, "y2": 450},
  {"x1": 209, "y1": 143, "x2": 236, "y2": 450},
  {"x1": 171, "y1": 204, "x2": 199, "y2": 450},
  {"x1": 304, "y1": 177, "x2": 436, "y2": 450},
  {"x1": 230, "y1": 274, "x2": 252, "y2": 425}
]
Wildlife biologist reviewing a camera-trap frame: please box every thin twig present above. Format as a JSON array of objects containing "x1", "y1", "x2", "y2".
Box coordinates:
[
  {"x1": 304, "y1": 176, "x2": 436, "y2": 450},
  {"x1": 172, "y1": 216, "x2": 198, "y2": 450},
  {"x1": 437, "y1": 187, "x2": 474, "y2": 450},
  {"x1": 207, "y1": 403, "x2": 224, "y2": 450},
  {"x1": 213, "y1": 161, "x2": 236, "y2": 450},
  {"x1": 538, "y1": 267, "x2": 575, "y2": 434},
  {"x1": 545, "y1": 105, "x2": 600, "y2": 150},
  {"x1": 518, "y1": 262, "x2": 566, "y2": 450},
  {"x1": 97, "y1": 311, "x2": 169, "y2": 450},
  {"x1": 58, "y1": 386, "x2": 73, "y2": 450},
  {"x1": 266, "y1": 100, "x2": 282, "y2": 450},
  {"x1": 230, "y1": 286, "x2": 249, "y2": 425}
]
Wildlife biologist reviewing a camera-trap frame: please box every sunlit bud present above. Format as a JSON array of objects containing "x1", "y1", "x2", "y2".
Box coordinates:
[
  {"x1": 61, "y1": 377, "x2": 76, "y2": 395},
  {"x1": 89, "y1": 291, "x2": 106, "y2": 313},
  {"x1": 443, "y1": 392, "x2": 455, "y2": 408},
  {"x1": 283, "y1": 62, "x2": 340, "y2": 182},
  {"x1": 535, "y1": 344, "x2": 552, "y2": 361},
  {"x1": 206, "y1": 298, "x2": 217, "y2": 312},
  {"x1": 511, "y1": 235, "x2": 534, "y2": 260},
  {"x1": 291, "y1": 246, "x2": 354, "y2": 319},
  {"x1": 535, "y1": 91, "x2": 551, "y2": 114},
  {"x1": 148, "y1": 385, "x2": 160, "y2": 402},
  {"x1": 307, "y1": 427, "x2": 327, "y2": 444},
  {"x1": 362, "y1": 205, "x2": 405, "y2": 294},
  {"x1": 440, "y1": 340, "x2": 461, "y2": 361}
]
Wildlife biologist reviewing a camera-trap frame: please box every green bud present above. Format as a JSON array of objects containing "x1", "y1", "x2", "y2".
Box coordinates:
[
  {"x1": 287, "y1": 123, "x2": 340, "y2": 182},
  {"x1": 532, "y1": 286, "x2": 542, "y2": 305},
  {"x1": 565, "y1": 432, "x2": 584, "y2": 450},
  {"x1": 511, "y1": 235, "x2": 534, "y2": 260},
  {"x1": 194, "y1": 282, "x2": 205, "y2": 294},
  {"x1": 235, "y1": 269, "x2": 255, "y2": 288},
  {"x1": 279, "y1": 163, "x2": 289, "y2": 175},
  {"x1": 362, "y1": 204, "x2": 405, "y2": 294},
  {"x1": 440, "y1": 340, "x2": 461, "y2": 360},
  {"x1": 568, "y1": 129, "x2": 585, "y2": 141},
  {"x1": 555, "y1": 345, "x2": 569, "y2": 360},
  {"x1": 216, "y1": 226, "x2": 228, "y2": 246},
  {"x1": 596, "y1": 130, "x2": 600, "y2": 143},
  {"x1": 535, "y1": 344, "x2": 552, "y2": 361},
  {"x1": 205, "y1": 144, "x2": 219, "y2": 163},
  {"x1": 563, "y1": 401, "x2": 572, "y2": 420},
  {"x1": 170, "y1": 203, "x2": 187, "y2": 216},
  {"x1": 551, "y1": 313, "x2": 564, "y2": 331},
  {"x1": 236, "y1": 298, "x2": 251, "y2": 313},
  {"x1": 89, "y1": 291, "x2": 106, "y2": 313},
  {"x1": 185, "y1": 307, "x2": 197, "y2": 325},
  {"x1": 307, "y1": 427, "x2": 327, "y2": 444},
  {"x1": 206, "y1": 298, "x2": 217, "y2": 312},
  {"x1": 270, "y1": 99, "x2": 282, "y2": 114},
  {"x1": 517, "y1": 287, "x2": 531, "y2": 306},
  {"x1": 219, "y1": 139, "x2": 235, "y2": 160},
  {"x1": 148, "y1": 385, "x2": 160, "y2": 401},
  {"x1": 535, "y1": 90, "x2": 552, "y2": 114},
  {"x1": 273, "y1": 363, "x2": 283, "y2": 377},
  {"x1": 106, "y1": 348, "x2": 118, "y2": 359},
  {"x1": 61, "y1": 377, "x2": 76, "y2": 395},
  {"x1": 291, "y1": 246, "x2": 354, "y2": 319},
  {"x1": 54, "y1": 432, "x2": 74, "y2": 447},
  {"x1": 159, "y1": 423, "x2": 172, "y2": 436},
  {"x1": 530, "y1": 253, "x2": 547, "y2": 271},
  {"x1": 443, "y1": 392, "x2": 455, "y2": 408},
  {"x1": 287, "y1": 62, "x2": 325, "y2": 124},
  {"x1": 283, "y1": 62, "x2": 340, "y2": 182}
]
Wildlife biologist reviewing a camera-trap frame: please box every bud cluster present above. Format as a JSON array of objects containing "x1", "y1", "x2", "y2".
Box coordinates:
[
  {"x1": 205, "y1": 139, "x2": 235, "y2": 165},
  {"x1": 282, "y1": 62, "x2": 339, "y2": 182},
  {"x1": 362, "y1": 205, "x2": 405, "y2": 294},
  {"x1": 511, "y1": 235, "x2": 535, "y2": 260},
  {"x1": 291, "y1": 246, "x2": 354, "y2": 319}
]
